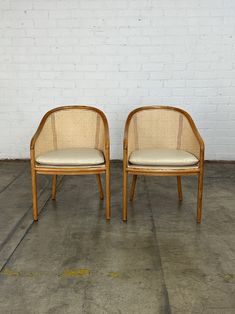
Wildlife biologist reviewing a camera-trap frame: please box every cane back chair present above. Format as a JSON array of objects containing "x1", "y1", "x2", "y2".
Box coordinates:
[
  {"x1": 30, "y1": 106, "x2": 110, "y2": 221},
  {"x1": 123, "y1": 106, "x2": 205, "y2": 223}
]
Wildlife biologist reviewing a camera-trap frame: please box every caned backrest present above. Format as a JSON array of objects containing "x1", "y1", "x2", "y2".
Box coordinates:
[
  {"x1": 34, "y1": 107, "x2": 107, "y2": 158},
  {"x1": 126, "y1": 107, "x2": 201, "y2": 159}
]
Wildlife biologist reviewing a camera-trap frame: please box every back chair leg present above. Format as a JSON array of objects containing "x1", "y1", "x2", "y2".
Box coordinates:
[
  {"x1": 52, "y1": 175, "x2": 57, "y2": 200},
  {"x1": 31, "y1": 169, "x2": 38, "y2": 221},
  {"x1": 129, "y1": 175, "x2": 137, "y2": 201},
  {"x1": 177, "y1": 176, "x2": 183, "y2": 201},
  {"x1": 197, "y1": 171, "x2": 204, "y2": 223},
  {"x1": 96, "y1": 174, "x2": 104, "y2": 200},
  {"x1": 123, "y1": 170, "x2": 128, "y2": 221},
  {"x1": 105, "y1": 168, "x2": 110, "y2": 220}
]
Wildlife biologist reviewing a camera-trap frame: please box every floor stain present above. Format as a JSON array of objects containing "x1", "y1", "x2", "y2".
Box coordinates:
[
  {"x1": 1, "y1": 268, "x2": 20, "y2": 277},
  {"x1": 1, "y1": 268, "x2": 123, "y2": 279},
  {"x1": 223, "y1": 273, "x2": 235, "y2": 282},
  {"x1": 61, "y1": 268, "x2": 91, "y2": 278},
  {"x1": 108, "y1": 271, "x2": 119, "y2": 278}
]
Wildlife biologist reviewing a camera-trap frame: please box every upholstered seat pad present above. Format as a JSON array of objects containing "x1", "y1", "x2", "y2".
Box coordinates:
[
  {"x1": 36, "y1": 148, "x2": 105, "y2": 166},
  {"x1": 129, "y1": 148, "x2": 198, "y2": 166}
]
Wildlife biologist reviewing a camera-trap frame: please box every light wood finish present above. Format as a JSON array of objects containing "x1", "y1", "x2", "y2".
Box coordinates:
[
  {"x1": 127, "y1": 168, "x2": 200, "y2": 176},
  {"x1": 106, "y1": 163, "x2": 111, "y2": 220},
  {"x1": 30, "y1": 148, "x2": 38, "y2": 221},
  {"x1": 96, "y1": 174, "x2": 104, "y2": 200},
  {"x1": 123, "y1": 160, "x2": 128, "y2": 222},
  {"x1": 123, "y1": 106, "x2": 205, "y2": 223},
  {"x1": 177, "y1": 176, "x2": 183, "y2": 201},
  {"x1": 129, "y1": 175, "x2": 137, "y2": 201},
  {"x1": 31, "y1": 170, "x2": 38, "y2": 221},
  {"x1": 30, "y1": 105, "x2": 110, "y2": 221},
  {"x1": 52, "y1": 175, "x2": 57, "y2": 200},
  {"x1": 197, "y1": 166, "x2": 204, "y2": 223},
  {"x1": 35, "y1": 167, "x2": 106, "y2": 175}
]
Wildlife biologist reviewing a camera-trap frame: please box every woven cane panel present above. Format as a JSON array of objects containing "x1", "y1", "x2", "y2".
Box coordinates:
[
  {"x1": 35, "y1": 108, "x2": 106, "y2": 157},
  {"x1": 35, "y1": 115, "x2": 54, "y2": 158},
  {"x1": 181, "y1": 117, "x2": 200, "y2": 158},
  {"x1": 127, "y1": 108, "x2": 200, "y2": 159}
]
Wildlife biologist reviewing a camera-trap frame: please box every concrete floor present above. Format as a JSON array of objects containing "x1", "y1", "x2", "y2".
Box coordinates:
[{"x1": 0, "y1": 161, "x2": 234, "y2": 314}]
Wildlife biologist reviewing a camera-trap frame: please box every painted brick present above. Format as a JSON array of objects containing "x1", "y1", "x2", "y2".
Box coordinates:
[{"x1": 0, "y1": 0, "x2": 234, "y2": 160}]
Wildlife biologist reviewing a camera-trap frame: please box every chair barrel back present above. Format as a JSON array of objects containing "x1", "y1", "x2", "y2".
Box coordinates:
[
  {"x1": 34, "y1": 106, "x2": 108, "y2": 158},
  {"x1": 126, "y1": 107, "x2": 201, "y2": 159}
]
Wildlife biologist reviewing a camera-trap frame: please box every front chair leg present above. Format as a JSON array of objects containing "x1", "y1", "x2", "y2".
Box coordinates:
[
  {"x1": 129, "y1": 175, "x2": 137, "y2": 201},
  {"x1": 123, "y1": 170, "x2": 128, "y2": 221},
  {"x1": 31, "y1": 169, "x2": 38, "y2": 221},
  {"x1": 197, "y1": 171, "x2": 204, "y2": 223},
  {"x1": 52, "y1": 175, "x2": 57, "y2": 200},
  {"x1": 177, "y1": 176, "x2": 183, "y2": 201},
  {"x1": 105, "y1": 168, "x2": 110, "y2": 220},
  {"x1": 96, "y1": 174, "x2": 104, "y2": 200}
]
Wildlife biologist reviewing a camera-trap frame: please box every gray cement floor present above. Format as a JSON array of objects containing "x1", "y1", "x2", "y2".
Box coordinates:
[{"x1": 0, "y1": 161, "x2": 234, "y2": 314}]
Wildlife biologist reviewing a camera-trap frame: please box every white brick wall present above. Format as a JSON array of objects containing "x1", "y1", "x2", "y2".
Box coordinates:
[{"x1": 0, "y1": 0, "x2": 235, "y2": 160}]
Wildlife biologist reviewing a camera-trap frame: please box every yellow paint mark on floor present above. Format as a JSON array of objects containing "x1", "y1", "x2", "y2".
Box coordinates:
[
  {"x1": 61, "y1": 268, "x2": 91, "y2": 278},
  {"x1": 108, "y1": 271, "x2": 119, "y2": 278},
  {"x1": 1, "y1": 269, "x2": 40, "y2": 277},
  {"x1": 224, "y1": 274, "x2": 235, "y2": 282},
  {"x1": 1, "y1": 268, "x2": 20, "y2": 277},
  {"x1": 1, "y1": 268, "x2": 122, "y2": 279}
]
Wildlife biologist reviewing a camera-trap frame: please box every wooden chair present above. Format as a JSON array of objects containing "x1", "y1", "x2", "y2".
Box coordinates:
[
  {"x1": 30, "y1": 106, "x2": 110, "y2": 221},
  {"x1": 123, "y1": 106, "x2": 205, "y2": 223}
]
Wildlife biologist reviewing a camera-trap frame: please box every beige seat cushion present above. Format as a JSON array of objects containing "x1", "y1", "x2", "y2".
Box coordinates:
[
  {"x1": 129, "y1": 148, "x2": 198, "y2": 167},
  {"x1": 36, "y1": 148, "x2": 105, "y2": 166}
]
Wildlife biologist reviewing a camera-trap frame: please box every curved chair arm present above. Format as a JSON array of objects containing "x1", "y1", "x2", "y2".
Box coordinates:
[
  {"x1": 100, "y1": 111, "x2": 110, "y2": 163},
  {"x1": 181, "y1": 109, "x2": 205, "y2": 164},
  {"x1": 30, "y1": 109, "x2": 55, "y2": 166},
  {"x1": 123, "y1": 109, "x2": 135, "y2": 168},
  {"x1": 30, "y1": 111, "x2": 52, "y2": 151},
  {"x1": 30, "y1": 111, "x2": 53, "y2": 169}
]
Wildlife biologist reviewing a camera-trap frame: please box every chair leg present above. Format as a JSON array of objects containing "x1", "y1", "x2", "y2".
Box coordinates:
[
  {"x1": 177, "y1": 176, "x2": 183, "y2": 201},
  {"x1": 129, "y1": 175, "x2": 137, "y2": 201},
  {"x1": 96, "y1": 174, "x2": 104, "y2": 200},
  {"x1": 105, "y1": 168, "x2": 110, "y2": 220},
  {"x1": 197, "y1": 171, "x2": 204, "y2": 223},
  {"x1": 52, "y1": 175, "x2": 57, "y2": 200},
  {"x1": 31, "y1": 169, "x2": 38, "y2": 221},
  {"x1": 123, "y1": 170, "x2": 128, "y2": 221}
]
